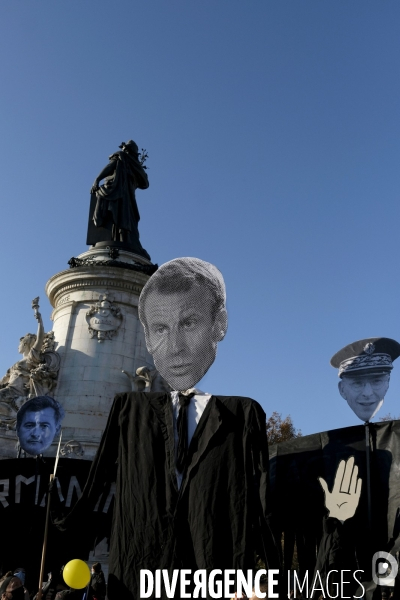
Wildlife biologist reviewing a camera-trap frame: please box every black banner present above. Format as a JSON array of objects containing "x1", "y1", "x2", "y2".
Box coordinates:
[
  {"x1": 269, "y1": 419, "x2": 400, "y2": 582},
  {"x1": 0, "y1": 457, "x2": 113, "y2": 593}
]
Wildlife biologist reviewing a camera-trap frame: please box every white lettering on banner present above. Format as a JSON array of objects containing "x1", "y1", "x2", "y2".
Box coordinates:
[
  {"x1": 94, "y1": 482, "x2": 116, "y2": 513},
  {"x1": 103, "y1": 482, "x2": 116, "y2": 513},
  {"x1": 56, "y1": 477, "x2": 65, "y2": 502},
  {"x1": 0, "y1": 474, "x2": 115, "y2": 512},
  {"x1": 65, "y1": 476, "x2": 82, "y2": 507},
  {"x1": 0, "y1": 479, "x2": 9, "y2": 508},
  {"x1": 94, "y1": 494, "x2": 102, "y2": 512},
  {"x1": 15, "y1": 475, "x2": 35, "y2": 504},
  {"x1": 39, "y1": 478, "x2": 62, "y2": 506}
]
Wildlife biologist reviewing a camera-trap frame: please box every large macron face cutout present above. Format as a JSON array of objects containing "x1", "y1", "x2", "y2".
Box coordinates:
[
  {"x1": 140, "y1": 258, "x2": 228, "y2": 392},
  {"x1": 338, "y1": 372, "x2": 390, "y2": 422},
  {"x1": 143, "y1": 285, "x2": 227, "y2": 391}
]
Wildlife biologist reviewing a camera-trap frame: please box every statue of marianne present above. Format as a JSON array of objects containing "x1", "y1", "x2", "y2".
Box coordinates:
[
  {"x1": 87, "y1": 140, "x2": 150, "y2": 260},
  {"x1": 0, "y1": 299, "x2": 61, "y2": 427},
  {"x1": 0, "y1": 309, "x2": 45, "y2": 425}
]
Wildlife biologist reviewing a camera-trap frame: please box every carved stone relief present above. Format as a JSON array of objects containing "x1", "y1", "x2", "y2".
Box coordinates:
[
  {"x1": 60, "y1": 439, "x2": 85, "y2": 457},
  {"x1": 86, "y1": 294, "x2": 123, "y2": 342}
]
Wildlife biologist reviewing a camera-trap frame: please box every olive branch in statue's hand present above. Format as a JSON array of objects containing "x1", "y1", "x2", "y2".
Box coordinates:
[
  {"x1": 139, "y1": 148, "x2": 149, "y2": 169},
  {"x1": 318, "y1": 456, "x2": 362, "y2": 522}
]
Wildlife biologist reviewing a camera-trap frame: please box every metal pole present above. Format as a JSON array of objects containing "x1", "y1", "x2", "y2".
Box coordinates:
[
  {"x1": 37, "y1": 433, "x2": 63, "y2": 600},
  {"x1": 365, "y1": 421, "x2": 372, "y2": 531},
  {"x1": 37, "y1": 474, "x2": 53, "y2": 600}
]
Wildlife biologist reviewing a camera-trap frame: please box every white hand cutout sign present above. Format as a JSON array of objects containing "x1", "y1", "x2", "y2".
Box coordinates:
[{"x1": 318, "y1": 456, "x2": 362, "y2": 522}]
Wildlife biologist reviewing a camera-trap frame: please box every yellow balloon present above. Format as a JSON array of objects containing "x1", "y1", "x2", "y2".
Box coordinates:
[{"x1": 63, "y1": 559, "x2": 91, "y2": 589}]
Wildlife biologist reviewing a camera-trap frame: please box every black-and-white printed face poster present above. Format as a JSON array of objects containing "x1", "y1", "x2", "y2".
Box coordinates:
[{"x1": 16, "y1": 397, "x2": 65, "y2": 455}]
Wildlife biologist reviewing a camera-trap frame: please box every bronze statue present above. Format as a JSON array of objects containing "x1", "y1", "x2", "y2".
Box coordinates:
[{"x1": 87, "y1": 140, "x2": 150, "y2": 260}]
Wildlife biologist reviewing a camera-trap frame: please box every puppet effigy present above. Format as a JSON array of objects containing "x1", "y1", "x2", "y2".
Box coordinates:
[
  {"x1": 271, "y1": 337, "x2": 400, "y2": 599},
  {"x1": 57, "y1": 258, "x2": 279, "y2": 599}
]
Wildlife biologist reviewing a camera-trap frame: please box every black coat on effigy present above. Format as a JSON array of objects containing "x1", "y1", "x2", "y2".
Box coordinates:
[{"x1": 59, "y1": 392, "x2": 279, "y2": 600}]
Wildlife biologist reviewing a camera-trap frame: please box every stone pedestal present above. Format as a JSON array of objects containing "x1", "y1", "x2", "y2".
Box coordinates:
[{"x1": 44, "y1": 247, "x2": 155, "y2": 460}]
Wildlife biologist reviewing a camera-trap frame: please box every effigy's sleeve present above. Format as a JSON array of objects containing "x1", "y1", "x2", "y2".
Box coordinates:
[
  {"x1": 51, "y1": 393, "x2": 125, "y2": 547},
  {"x1": 250, "y1": 401, "x2": 282, "y2": 570}
]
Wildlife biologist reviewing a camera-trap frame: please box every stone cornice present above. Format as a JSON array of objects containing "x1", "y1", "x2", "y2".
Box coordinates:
[{"x1": 46, "y1": 266, "x2": 150, "y2": 307}]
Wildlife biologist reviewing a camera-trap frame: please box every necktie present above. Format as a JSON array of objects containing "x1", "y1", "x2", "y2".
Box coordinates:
[{"x1": 176, "y1": 392, "x2": 195, "y2": 472}]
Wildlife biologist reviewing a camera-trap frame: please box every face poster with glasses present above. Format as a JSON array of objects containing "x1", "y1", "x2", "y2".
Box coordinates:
[{"x1": 16, "y1": 396, "x2": 64, "y2": 455}]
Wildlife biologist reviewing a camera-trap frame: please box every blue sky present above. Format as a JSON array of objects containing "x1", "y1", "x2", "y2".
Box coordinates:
[{"x1": 1, "y1": 1, "x2": 400, "y2": 436}]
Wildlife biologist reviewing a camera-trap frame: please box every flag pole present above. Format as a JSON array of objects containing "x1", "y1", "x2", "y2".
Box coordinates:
[
  {"x1": 364, "y1": 421, "x2": 372, "y2": 531},
  {"x1": 37, "y1": 431, "x2": 63, "y2": 600}
]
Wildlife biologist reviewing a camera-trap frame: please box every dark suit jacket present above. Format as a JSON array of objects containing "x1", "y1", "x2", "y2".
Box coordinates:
[{"x1": 60, "y1": 392, "x2": 279, "y2": 600}]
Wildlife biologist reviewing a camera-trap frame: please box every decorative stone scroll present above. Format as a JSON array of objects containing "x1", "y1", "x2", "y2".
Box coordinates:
[{"x1": 86, "y1": 294, "x2": 123, "y2": 342}]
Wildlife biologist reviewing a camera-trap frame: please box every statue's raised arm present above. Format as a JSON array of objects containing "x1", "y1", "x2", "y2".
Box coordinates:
[
  {"x1": 86, "y1": 139, "x2": 151, "y2": 260},
  {"x1": 0, "y1": 298, "x2": 61, "y2": 427},
  {"x1": 31, "y1": 296, "x2": 45, "y2": 352}
]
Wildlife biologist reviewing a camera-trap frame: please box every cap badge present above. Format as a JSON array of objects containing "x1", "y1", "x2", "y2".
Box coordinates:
[{"x1": 364, "y1": 342, "x2": 375, "y2": 355}]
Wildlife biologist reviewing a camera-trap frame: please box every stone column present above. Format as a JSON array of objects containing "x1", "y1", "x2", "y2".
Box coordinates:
[{"x1": 45, "y1": 248, "x2": 155, "y2": 460}]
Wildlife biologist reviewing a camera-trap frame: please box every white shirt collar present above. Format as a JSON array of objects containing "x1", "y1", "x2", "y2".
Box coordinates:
[{"x1": 171, "y1": 387, "x2": 209, "y2": 397}]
